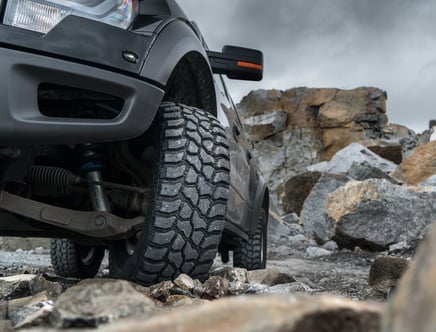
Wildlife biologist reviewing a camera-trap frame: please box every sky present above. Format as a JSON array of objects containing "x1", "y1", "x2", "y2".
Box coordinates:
[{"x1": 177, "y1": 0, "x2": 436, "y2": 133}]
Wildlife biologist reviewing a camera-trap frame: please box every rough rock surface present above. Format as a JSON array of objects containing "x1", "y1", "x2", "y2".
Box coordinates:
[
  {"x1": 300, "y1": 173, "x2": 349, "y2": 243},
  {"x1": 308, "y1": 143, "x2": 397, "y2": 175},
  {"x1": 383, "y1": 220, "x2": 436, "y2": 332},
  {"x1": 238, "y1": 87, "x2": 388, "y2": 211},
  {"x1": 275, "y1": 171, "x2": 322, "y2": 214},
  {"x1": 51, "y1": 279, "x2": 156, "y2": 328},
  {"x1": 358, "y1": 139, "x2": 403, "y2": 164},
  {"x1": 326, "y1": 179, "x2": 436, "y2": 250},
  {"x1": 90, "y1": 294, "x2": 382, "y2": 332},
  {"x1": 391, "y1": 141, "x2": 436, "y2": 185}
]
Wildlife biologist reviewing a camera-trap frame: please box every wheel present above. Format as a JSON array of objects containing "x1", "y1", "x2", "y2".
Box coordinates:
[
  {"x1": 233, "y1": 207, "x2": 267, "y2": 270},
  {"x1": 109, "y1": 103, "x2": 230, "y2": 285},
  {"x1": 50, "y1": 238, "x2": 105, "y2": 278}
]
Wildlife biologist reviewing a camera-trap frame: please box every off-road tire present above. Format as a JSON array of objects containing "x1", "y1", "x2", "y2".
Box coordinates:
[
  {"x1": 109, "y1": 103, "x2": 230, "y2": 285},
  {"x1": 233, "y1": 207, "x2": 267, "y2": 270},
  {"x1": 50, "y1": 239, "x2": 105, "y2": 278}
]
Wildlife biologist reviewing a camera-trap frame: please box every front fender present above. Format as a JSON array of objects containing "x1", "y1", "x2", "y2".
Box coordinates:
[{"x1": 141, "y1": 19, "x2": 209, "y2": 87}]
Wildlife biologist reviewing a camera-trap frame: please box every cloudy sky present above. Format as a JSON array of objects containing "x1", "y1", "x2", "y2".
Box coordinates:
[{"x1": 178, "y1": 0, "x2": 436, "y2": 133}]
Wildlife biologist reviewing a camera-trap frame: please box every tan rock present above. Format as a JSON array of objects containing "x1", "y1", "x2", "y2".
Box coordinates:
[
  {"x1": 99, "y1": 294, "x2": 382, "y2": 332},
  {"x1": 383, "y1": 223, "x2": 436, "y2": 332},
  {"x1": 173, "y1": 274, "x2": 195, "y2": 291},
  {"x1": 326, "y1": 180, "x2": 380, "y2": 223},
  {"x1": 391, "y1": 141, "x2": 436, "y2": 185}
]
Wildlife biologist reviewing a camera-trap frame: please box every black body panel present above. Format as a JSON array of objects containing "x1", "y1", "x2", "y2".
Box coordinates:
[
  {"x1": 0, "y1": 15, "x2": 165, "y2": 75},
  {"x1": 0, "y1": 48, "x2": 164, "y2": 145}
]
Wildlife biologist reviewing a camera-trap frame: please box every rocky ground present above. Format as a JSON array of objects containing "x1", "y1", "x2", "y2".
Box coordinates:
[{"x1": 0, "y1": 220, "x2": 412, "y2": 331}]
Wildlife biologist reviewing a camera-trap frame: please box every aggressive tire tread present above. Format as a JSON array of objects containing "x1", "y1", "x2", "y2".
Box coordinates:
[{"x1": 110, "y1": 103, "x2": 230, "y2": 285}]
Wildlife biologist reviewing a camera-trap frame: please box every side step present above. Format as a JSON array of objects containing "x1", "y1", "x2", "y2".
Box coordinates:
[{"x1": 0, "y1": 191, "x2": 143, "y2": 239}]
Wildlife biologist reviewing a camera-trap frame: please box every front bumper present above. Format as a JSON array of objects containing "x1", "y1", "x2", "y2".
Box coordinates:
[{"x1": 0, "y1": 15, "x2": 166, "y2": 145}]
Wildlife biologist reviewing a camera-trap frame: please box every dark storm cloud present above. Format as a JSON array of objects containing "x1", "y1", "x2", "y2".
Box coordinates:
[{"x1": 178, "y1": 0, "x2": 436, "y2": 132}]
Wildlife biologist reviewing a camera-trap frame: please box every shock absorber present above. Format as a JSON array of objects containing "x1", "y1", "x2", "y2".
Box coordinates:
[{"x1": 79, "y1": 144, "x2": 110, "y2": 212}]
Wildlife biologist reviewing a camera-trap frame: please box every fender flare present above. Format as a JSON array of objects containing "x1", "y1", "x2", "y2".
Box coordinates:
[
  {"x1": 249, "y1": 175, "x2": 269, "y2": 235},
  {"x1": 140, "y1": 19, "x2": 216, "y2": 115}
]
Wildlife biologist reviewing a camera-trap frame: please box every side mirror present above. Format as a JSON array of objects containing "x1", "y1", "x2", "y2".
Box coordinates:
[{"x1": 207, "y1": 45, "x2": 263, "y2": 81}]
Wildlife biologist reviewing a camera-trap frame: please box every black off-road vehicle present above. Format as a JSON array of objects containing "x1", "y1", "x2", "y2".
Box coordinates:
[{"x1": 0, "y1": 0, "x2": 268, "y2": 285}]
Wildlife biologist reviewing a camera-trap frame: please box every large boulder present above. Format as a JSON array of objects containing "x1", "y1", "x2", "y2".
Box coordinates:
[
  {"x1": 326, "y1": 179, "x2": 436, "y2": 250},
  {"x1": 300, "y1": 173, "x2": 349, "y2": 243},
  {"x1": 391, "y1": 141, "x2": 436, "y2": 185}
]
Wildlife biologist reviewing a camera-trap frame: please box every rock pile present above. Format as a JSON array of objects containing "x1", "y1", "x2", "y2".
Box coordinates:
[
  {"x1": 238, "y1": 87, "x2": 426, "y2": 214},
  {"x1": 0, "y1": 267, "x2": 383, "y2": 332}
]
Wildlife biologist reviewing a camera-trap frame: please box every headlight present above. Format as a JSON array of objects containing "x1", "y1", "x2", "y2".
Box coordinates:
[{"x1": 3, "y1": 0, "x2": 138, "y2": 33}]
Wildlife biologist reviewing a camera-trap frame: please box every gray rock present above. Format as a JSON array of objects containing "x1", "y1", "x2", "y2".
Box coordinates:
[
  {"x1": 51, "y1": 279, "x2": 155, "y2": 328},
  {"x1": 366, "y1": 256, "x2": 409, "y2": 301},
  {"x1": 0, "y1": 274, "x2": 36, "y2": 300},
  {"x1": 322, "y1": 241, "x2": 339, "y2": 251},
  {"x1": 306, "y1": 247, "x2": 333, "y2": 258},
  {"x1": 419, "y1": 174, "x2": 436, "y2": 188},
  {"x1": 246, "y1": 268, "x2": 295, "y2": 286},
  {"x1": 327, "y1": 179, "x2": 436, "y2": 250},
  {"x1": 300, "y1": 173, "x2": 350, "y2": 243},
  {"x1": 7, "y1": 291, "x2": 51, "y2": 327},
  {"x1": 325, "y1": 143, "x2": 397, "y2": 174},
  {"x1": 209, "y1": 266, "x2": 247, "y2": 284},
  {"x1": 348, "y1": 161, "x2": 400, "y2": 184},
  {"x1": 243, "y1": 110, "x2": 288, "y2": 142},
  {"x1": 276, "y1": 171, "x2": 322, "y2": 215}
]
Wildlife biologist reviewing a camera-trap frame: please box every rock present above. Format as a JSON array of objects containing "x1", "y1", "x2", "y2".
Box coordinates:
[
  {"x1": 388, "y1": 241, "x2": 412, "y2": 253},
  {"x1": 359, "y1": 139, "x2": 403, "y2": 164},
  {"x1": 201, "y1": 276, "x2": 229, "y2": 299},
  {"x1": 383, "y1": 222, "x2": 436, "y2": 332},
  {"x1": 173, "y1": 274, "x2": 195, "y2": 291},
  {"x1": 366, "y1": 256, "x2": 409, "y2": 301},
  {"x1": 419, "y1": 174, "x2": 436, "y2": 187},
  {"x1": 238, "y1": 87, "x2": 388, "y2": 213},
  {"x1": 51, "y1": 279, "x2": 155, "y2": 328},
  {"x1": 300, "y1": 173, "x2": 349, "y2": 243},
  {"x1": 306, "y1": 247, "x2": 332, "y2": 258},
  {"x1": 243, "y1": 110, "x2": 288, "y2": 141},
  {"x1": 210, "y1": 267, "x2": 247, "y2": 284},
  {"x1": 316, "y1": 143, "x2": 397, "y2": 174},
  {"x1": 391, "y1": 141, "x2": 436, "y2": 185},
  {"x1": 13, "y1": 303, "x2": 52, "y2": 330},
  {"x1": 97, "y1": 294, "x2": 382, "y2": 332},
  {"x1": 0, "y1": 274, "x2": 36, "y2": 299},
  {"x1": 246, "y1": 268, "x2": 295, "y2": 286},
  {"x1": 148, "y1": 280, "x2": 175, "y2": 303},
  {"x1": 382, "y1": 123, "x2": 412, "y2": 139},
  {"x1": 0, "y1": 238, "x2": 50, "y2": 251},
  {"x1": 275, "y1": 171, "x2": 322, "y2": 215},
  {"x1": 322, "y1": 240, "x2": 339, "y2": 251},
  {"x1": 347, "y1": 161, "x2": 400, "y2": 184},
  {"x1": 8, "y1": 291, "x2": 51, "y2": 327},
  {"x1": 0, "y1": 320, "x2": 13, "y2": 332},
  {"x1": 29, "y1": 275, "x2": 62, "y2": 300},
  {"x1": 326, "y1": 179, "x2": 436, "y2": 250}
]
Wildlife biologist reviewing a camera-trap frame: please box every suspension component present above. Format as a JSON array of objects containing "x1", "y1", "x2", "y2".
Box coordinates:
[{"x1": 79, "y1": 144, "x2": 110, "y2": 212}]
